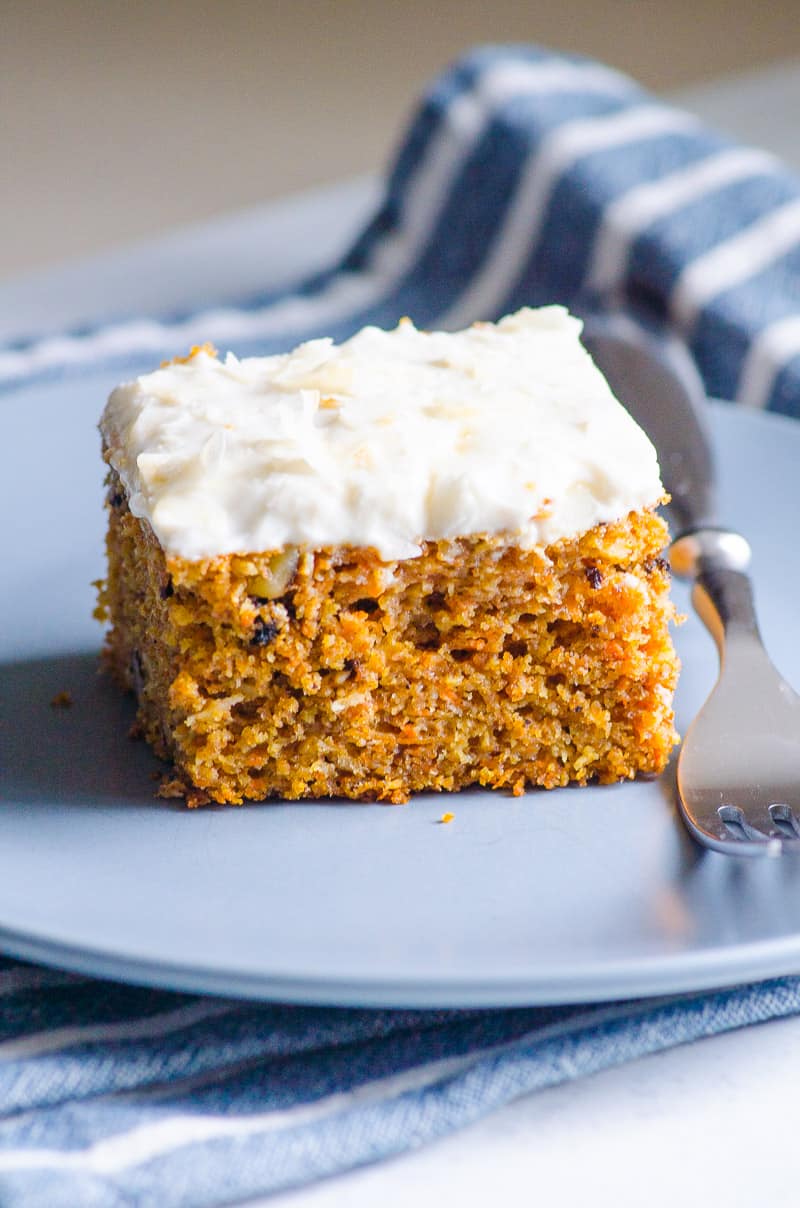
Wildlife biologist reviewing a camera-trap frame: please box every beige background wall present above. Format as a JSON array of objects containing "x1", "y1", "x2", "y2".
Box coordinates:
[{"x1": 4, "y1": 0, "x2": 800, "y2": 280}]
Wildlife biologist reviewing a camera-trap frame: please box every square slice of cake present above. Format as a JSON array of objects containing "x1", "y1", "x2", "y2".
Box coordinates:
[{"x1": 98, "y1": 307, "x2": 679, "y2": 805}]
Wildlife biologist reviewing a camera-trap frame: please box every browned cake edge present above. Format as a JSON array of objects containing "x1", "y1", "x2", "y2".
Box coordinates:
[{"x1": 97, "y1": 473, "x2": 680, "y2": 805}]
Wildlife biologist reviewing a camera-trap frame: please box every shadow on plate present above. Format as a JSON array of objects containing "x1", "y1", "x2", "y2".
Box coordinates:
[
  {"x1": 1, "y1": 652, "x2": 709, "y2": 850},
  {"x1": 0, "y1": 652, "x2": 381, "y2": 815},
  {"x1": 0, "y1": 651, "x2": 165, "y2": 808}
]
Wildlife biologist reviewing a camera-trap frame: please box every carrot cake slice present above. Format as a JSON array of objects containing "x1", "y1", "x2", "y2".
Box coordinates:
[{"x1": 97, "y1": 307, "x2": 679, "y2": 805}]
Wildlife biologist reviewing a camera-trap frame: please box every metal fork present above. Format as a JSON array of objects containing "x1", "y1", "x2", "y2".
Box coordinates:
[{"x1": 583, "y1": 319, "x2": 800, "y2": 856}]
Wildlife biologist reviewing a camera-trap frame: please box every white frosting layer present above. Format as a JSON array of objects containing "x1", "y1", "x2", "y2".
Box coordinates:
[{"x1": 100, "y1": 307, "x2": 663, "y2": 561}]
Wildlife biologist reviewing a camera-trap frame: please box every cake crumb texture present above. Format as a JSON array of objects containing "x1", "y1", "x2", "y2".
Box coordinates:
[{"x1": 101, "y1": 477, "x2": 679, "y2": 806}]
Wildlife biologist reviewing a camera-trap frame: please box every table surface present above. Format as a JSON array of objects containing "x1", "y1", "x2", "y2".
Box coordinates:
[
  {"x1": 5, "y1": 59, "x2": 800, "y2": 1208},
  {"x1": 5, "y1": 3, "x2": 800, "y2": 282}
]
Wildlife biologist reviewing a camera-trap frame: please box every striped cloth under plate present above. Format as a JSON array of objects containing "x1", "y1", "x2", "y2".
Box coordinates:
[
  {"x1": 4, "y1": 43, "x2": 800, "y2": 1206},
  {"x1": 3, "y1": 44, "x2": 800, "y2": 413},
  {"x1": 1, "y1": 960, "x2": 800, "y2": 1206}
]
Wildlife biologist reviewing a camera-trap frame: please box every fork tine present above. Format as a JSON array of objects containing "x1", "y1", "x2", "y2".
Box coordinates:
[
  {"x1": 711, "y1": 804, "x2": 800, "y2": 854},
  {"x1": 768, "y1": 803, "x2": 800, "y2": 839},
  {"x1": 736, "y1": 804, "x2": 800, "y2": 848},
  {"x1": 679, "y1": 801, "x2": 784, "y2": 857},
  {"x1": 718, "y1": 804, "x2": 780, "y2": 846}
]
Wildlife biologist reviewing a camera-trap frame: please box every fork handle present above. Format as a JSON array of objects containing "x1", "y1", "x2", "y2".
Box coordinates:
[{"x1": 670, "y1": 527, "x2": 762, "y2": 654}]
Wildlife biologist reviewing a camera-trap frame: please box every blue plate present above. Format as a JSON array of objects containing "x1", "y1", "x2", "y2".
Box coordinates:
[{"x1": 3, "y1": 371, "x2": 800, "y2": 1006}]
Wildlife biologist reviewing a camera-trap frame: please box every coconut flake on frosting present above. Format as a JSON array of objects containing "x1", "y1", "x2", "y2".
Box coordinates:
[{"x1": 100, "y1": 307, "x2": 664, "y2": 561}]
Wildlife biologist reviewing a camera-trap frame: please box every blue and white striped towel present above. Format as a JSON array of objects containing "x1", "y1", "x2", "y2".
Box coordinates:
[
  {"x1": 4, "y1": 44, "x2": 800, "y2": 1206},
  {"x1": 1, "y1": 963, "x2": 800, "y2": 1206},
  {"x1": 3, "y1": 44, "x2": 800, "y2": 412}
]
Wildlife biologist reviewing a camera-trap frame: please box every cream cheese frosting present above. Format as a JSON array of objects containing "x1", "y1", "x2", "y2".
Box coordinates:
[{"x1": 100, "y1": 307, "x2": 664, "y2": 561}]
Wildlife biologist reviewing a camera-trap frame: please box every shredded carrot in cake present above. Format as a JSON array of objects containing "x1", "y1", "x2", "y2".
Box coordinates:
[{"x1": 100, "y1": 473, "x2": 679, "y2": 807}]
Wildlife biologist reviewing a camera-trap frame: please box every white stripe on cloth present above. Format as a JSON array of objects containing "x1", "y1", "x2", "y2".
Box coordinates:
[
  {"x1": 0, "y1": 966, "x2": 87, "y2": 999},
  {"x1": 671, "y1": 197, "x2": 800, "y2": 329},
  {"x1": 586, "y1": 147, "x2": 779, "y2": 296},
  {"x1": 0, "y1": 1000, "x2": 234, "y2": 1062},
  {"x1": 0, "y1": 1047, "x2": 489, "y2": 1174},
  {"x1": 0, "y1": 994, "x2": 689, "y2": 1177},
  {"x1": 0, "y1": 58, "x2": 634, "y2": 385},
  {"x1": 736, "y1": 312, "x2": 800, "y2": 409},
  {"x1": 437, "y1": 104, "x2": 700, "y2": 331}
]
